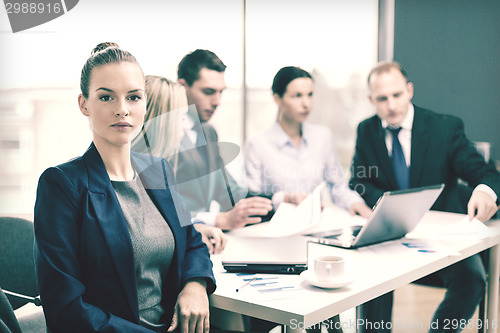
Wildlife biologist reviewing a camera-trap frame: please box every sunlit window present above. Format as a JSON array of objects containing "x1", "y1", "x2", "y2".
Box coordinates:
[
  {"x1": 245, "y1": 0, "x2": 378, "y2": 170},
  {"x1": 0, "y1": 0, "x2": 378, "y2": 216}
]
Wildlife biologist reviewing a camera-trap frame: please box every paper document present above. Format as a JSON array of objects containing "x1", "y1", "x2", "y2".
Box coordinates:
[
  {"x1": 213, "y1": 271, "x2": 312, "y2": 302},
  {"x1": 357, "y1": 239, "x2": 460, "y2": 257},
  {"x1": 425, "y1": 216, "x2": 496, "y2": 240},
  {"x1": 228, "y1": 182, "x2": 325, "y2": 237}
]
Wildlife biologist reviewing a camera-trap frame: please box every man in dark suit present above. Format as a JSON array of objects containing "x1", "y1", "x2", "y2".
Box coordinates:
[
  {"x1": 176, "y1": 50, "x2": 272, "y2": 251},
  {"x1": 350, "y1": 61, "x2": 500, "y2": 332}
]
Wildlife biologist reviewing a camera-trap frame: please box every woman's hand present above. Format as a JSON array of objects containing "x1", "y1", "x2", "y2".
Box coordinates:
[
  {"x1": 193, "y1": 223, "x2": 227, "y2": 254},
  {"x1": 168, "y1": 279, "x2": 209, "y2": 333},
  {"x1": 284, "y1": 192, "x2": 309, "y2": 205}
]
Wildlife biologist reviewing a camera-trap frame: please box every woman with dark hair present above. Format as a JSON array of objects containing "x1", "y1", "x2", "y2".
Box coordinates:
[
  {"x1": 245, "y1": 66, "x2": 371, "y2": 215},
  {"x1": 245, "y1": 67, "x2": 371, "y2": 333},
  {"x1": 34, "y1": 43, "x2": 215, "y2": 333}
]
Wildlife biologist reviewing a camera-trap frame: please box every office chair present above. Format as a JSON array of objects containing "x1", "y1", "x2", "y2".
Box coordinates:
[
  {"x1": 0, "y1": 287, "x2": 22, "y2": 333},
  {"x1": 0, "y1": 217, "x2": 45, "y2": 332},
  {"x1": 0, "y1": 217, "x2": 39, "y2": 310}
]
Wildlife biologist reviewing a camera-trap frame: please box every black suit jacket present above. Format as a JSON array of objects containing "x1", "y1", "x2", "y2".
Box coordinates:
[
  {"x1": 350, "y1": 106, "x2": 500, "y2": 213},
  {"x1": 34, "y1": 143, "x2": 215, "y2": 332}
]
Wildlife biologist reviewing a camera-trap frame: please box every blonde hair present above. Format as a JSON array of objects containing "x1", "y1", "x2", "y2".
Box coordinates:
[{"x1": 132, "y1": 75, "x2": 188, "y2": 171}]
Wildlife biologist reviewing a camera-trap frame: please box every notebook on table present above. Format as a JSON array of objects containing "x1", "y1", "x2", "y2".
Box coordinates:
[
  {"x1": 221, "y1": 236, "x2": 308, "y2": 274},
  {"x1": 304, "y1": 184, "x2": 445, "y2": 249}
]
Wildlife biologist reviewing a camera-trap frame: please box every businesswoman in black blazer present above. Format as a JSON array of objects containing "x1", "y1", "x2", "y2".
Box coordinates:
[{"x1": 34, "y1": 42, "x2": 215, "y2": 333}]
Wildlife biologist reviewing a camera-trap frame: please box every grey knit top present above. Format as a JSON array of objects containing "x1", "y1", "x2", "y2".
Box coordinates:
[{"x1": 112, "y1": 174, "x2": 175, "y2": 332}]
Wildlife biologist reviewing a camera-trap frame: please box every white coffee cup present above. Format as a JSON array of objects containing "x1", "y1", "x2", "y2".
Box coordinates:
[{"x1": 314, "y1": 255, "x2": 345, "y2": 282}]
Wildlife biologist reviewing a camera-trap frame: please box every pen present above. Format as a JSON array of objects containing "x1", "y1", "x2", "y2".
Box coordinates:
[
  {"x1": 257, "y1": 285, "x2": 297, "y2": 293},
  {"x1": 250, "y1": 281, "x2": 278, "y2": 287},
  {"x1": 236, "y1": 276, "x2": 258, "y2": 292},
  {"x1": 242, "y1": 277, "x2": 278, "y2": 281}
]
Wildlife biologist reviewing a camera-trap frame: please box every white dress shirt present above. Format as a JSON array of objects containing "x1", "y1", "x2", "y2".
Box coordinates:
[
  {"x1": 245, "y1": 122, "x2": 364, "y2": 209},
  {"x1": 183, "y1": 114, "x2": 198, "y2": 145},
  {"x1": 381, "y1": 104, "x2": 414, "y2": 167}
]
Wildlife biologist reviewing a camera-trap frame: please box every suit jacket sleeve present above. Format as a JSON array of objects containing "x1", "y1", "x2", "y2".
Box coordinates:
[
  {"x1": 34, "y1": 167, "x2": 151, "y2": 333},
  {"x1": 180, "y1": 225, "x2": 217, "y2": 293},
  {"x1": 349, "y1": 122, "x2": 386, "y2": 207},
  {"x1": 206, "y1": 125, "x2": 247, "y2": 211},
  {"x1": 447, "y1": 116, "x2": 500, "y2": 202}
]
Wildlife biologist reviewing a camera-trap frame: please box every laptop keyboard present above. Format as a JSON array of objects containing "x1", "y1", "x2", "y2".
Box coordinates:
[{"x1": 312, "y1": 225, "x2": 363, "y2": 239}]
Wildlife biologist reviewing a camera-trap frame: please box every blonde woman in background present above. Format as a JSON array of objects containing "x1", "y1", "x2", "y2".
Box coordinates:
[
  {"x1": 133, "y1": 76, "x2": 187, "y2": 170},
  {"x1": 132, "y1": 75, "x2": 227, "y2": 254}
]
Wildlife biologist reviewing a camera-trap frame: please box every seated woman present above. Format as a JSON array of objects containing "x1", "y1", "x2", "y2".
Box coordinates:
[
  {"x1": 131, "y1": 75, "x2": 227, "y2": 254},
  {"x1": 34, "y1": 42, "x2": 215, "y2": 333},
  {"x1": 245, "y1": 66, "x2": 371, "y2": 215},
  {"x1": 244, "y1": 66, "x2": 372, "y2": 333}
]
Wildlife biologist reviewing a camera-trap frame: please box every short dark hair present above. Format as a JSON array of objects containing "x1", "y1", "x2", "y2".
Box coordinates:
[
  {"x1": 272, "y1": 66, "x2": 312, "y2": 97},
  {"x1": 177, "y1": 49, "x2": 226, "y2": 86},
  {"x1": 80, "y1": 42, "x2": 140, "y2": 98},
  {"x1": 367, "y1": 61, "x2": 409, "y2": 86}
]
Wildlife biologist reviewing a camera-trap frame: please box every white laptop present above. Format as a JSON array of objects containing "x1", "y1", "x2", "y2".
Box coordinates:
[{"x1": 305, "y1": 184, "x2": 445, "y2": 248}]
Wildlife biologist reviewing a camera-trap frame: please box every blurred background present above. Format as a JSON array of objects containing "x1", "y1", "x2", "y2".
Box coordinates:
[{"x1": 1, "y1": 0, "x2": 498, "y2": 218}]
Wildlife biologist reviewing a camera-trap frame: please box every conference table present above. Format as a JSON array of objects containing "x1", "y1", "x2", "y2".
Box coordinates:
[{"x1": 209, "y1": 210, "x2": 500, "y2": 332}]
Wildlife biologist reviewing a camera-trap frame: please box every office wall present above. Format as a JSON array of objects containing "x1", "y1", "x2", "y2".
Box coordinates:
[
  {"x1": 393, "y1": 0, "x2": 500, "y2": 164},
  {"x1": 0, "y1": 1, "x2": 378, "y2": 216}
]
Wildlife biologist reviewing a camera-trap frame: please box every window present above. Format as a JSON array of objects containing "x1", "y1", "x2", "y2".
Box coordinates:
[
  {"x1": 245, "y1": 0, "x2": 378, "y2": 170},
  {"x1": 0, "y1": 0, "x2": 378, "y2": 216}
]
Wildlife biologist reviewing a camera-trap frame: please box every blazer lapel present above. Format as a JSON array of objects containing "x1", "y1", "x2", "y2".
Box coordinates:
[
  {"x1": 409, "y1": 107, "x2": 430, "y2": 187},
  {"x1": 371, "y1": 118, "x2": 400, "y2": 189},
  {"x1": 177, "y1": 133, "x2": 207, "y2": 183},
  {"x1": 203, "y1": 124, "x2": 219, "y2": 171},
  {"x1": 203, "y1": 125, "x2": 221, "y2": 200},
  {"x1": 82, "y1": 144, "x2": 139, "y2": 319}
]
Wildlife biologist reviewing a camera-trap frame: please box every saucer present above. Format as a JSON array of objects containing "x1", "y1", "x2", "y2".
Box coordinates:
[{"x1": 300, "y1": 270, "x2": 356, "y2": 289}]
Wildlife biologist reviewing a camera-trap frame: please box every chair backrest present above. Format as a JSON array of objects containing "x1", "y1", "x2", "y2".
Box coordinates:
[
  {"x1": 0, "y1": 217, "x2": 38, "y2": 310},
  {"x1": 0, "y1": 287, "x2": 22, "y2": 333}
]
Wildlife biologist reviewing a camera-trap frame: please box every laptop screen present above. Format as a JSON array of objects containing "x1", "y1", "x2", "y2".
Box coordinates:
[{"x1": 305, "y1": 184, "x2": 445, "y2": 248}]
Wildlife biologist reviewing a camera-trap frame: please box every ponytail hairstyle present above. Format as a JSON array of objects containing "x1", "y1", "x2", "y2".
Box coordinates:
[{"x1": 80, "y1": 42, "x2": 142, "y2": 98}]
